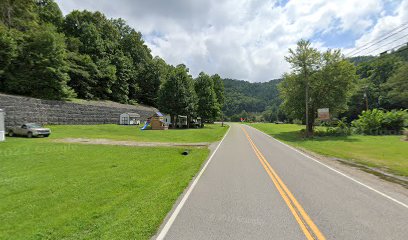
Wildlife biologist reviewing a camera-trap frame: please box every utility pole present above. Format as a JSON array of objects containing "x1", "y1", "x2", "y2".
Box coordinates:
[
  {"x1": 305, "y1": 82, "x2": 309, "y2": 137},
  {"x1": 363, "y1": 92, "x2": 369, "y2": 111},
  {"x1": 305, "y1": 69, "x2": 310, "y2": 137}
]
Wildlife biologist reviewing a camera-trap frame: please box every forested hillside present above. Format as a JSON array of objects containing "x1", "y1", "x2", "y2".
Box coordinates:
[
  {"x1": 222, "y1": 78, "x2": 283, "y2": 121},
  {"x1": 0, "y1": 0, "x2": 224, "y2": 124},
  {"x1": 0, "y1": 0, "x2": 164, "y2": 106},
  {"x1": 342, "y1": 45, "x2": 408, "y2": 121}
]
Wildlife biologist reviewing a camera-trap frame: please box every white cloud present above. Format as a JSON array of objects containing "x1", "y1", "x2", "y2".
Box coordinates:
[
  {"x1": 55, "y1": 0, "x2": 404, "y2": 82},
  {"x1": 347, "y1": 0, "x2": 408, "y2": 56}
]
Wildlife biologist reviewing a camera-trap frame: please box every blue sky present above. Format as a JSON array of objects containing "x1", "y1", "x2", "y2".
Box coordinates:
[{"x1": 56, "y1": 0, "x2": 408, "y2": 82}]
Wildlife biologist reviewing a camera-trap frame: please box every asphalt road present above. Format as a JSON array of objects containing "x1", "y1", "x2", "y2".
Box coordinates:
[{"x1": 156, "y1": 123, "x2": 408, "y2": 240}]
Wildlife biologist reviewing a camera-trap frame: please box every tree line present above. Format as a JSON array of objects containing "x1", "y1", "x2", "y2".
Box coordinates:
[
  {"x1": 223, "y1": 40, "x2": 407, "y2": 129},
  {"x1": 0, "y1": 0, "x2": 225, "y2": 123},
  {"x1": 279, "y1": 39, "x2": 408, "y2": 135}
]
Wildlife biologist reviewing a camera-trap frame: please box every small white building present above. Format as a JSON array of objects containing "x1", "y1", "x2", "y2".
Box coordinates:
[
  {"x1": 164, "y1": 115, "x2": 172, "y2": 126},
  {"x1": 119, "y1": 113, "x2": 140, "y2": 125}
]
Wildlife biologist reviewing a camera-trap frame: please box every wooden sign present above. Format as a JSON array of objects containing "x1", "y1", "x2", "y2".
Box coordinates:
[{"x1": 317, "y1": 108, "x2": 330, "y2": 120}]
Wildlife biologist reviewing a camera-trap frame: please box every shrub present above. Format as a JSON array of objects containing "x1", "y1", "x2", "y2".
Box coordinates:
[
  {"x1": 314, "y1": 118, "x2": 351, "y2": 136},
  {"x1": 293, "y1": 119, "x2": 302, "y2": 125},
  {"x1": 382, "y1": 110, "x2": 407, "y2": 132},
  {"x1": 352, "y1": 109, "x2": 407, "y2": 135}
]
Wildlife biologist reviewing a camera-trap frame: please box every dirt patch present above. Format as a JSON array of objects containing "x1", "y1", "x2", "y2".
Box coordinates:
[{"x1": 54, "y1": 138, "x2": 209, "y2": 148}]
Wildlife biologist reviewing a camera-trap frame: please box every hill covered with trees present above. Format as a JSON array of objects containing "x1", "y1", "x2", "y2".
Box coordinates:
[
  {"x1": 222, "y1": 78, "x2": 283, "y2": 121},
  {"x1": 0, "y1": 0, "x2": 224, "y2": 124}
]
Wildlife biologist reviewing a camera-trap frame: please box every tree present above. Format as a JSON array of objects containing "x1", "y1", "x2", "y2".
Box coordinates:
[
  {"x1": 137, "y1": 60, "x2": 161, "y2": 106},
  {"x1": 110, "y1": 52, "x2": 133, "y2": 103},
  {"x1": 195, "y1": 72, "x2": 220, "y2": 122},
  {"x1": 66, "y1": 51, "x2": 98, "y2": 99},
  {"x1": 158, "y1": 64, "x2": 197, "y2": 127},
  {"x1": 282, "y1": 39, "x2": 320, "y2": 136},
  {"x1": 280, "y1": 41, "x2": 357, "y2": 136},
  {"x1": 343, "y1": 54, "x2": 404, "y2": 120},
  {"x1": 35, "y1": 0, "x2": 63, "y2": 27},
  {"x1": 0, "y1": 25, "x2": 17, "y2": 89},
  {"x1": 384, "y1": 63, "x2": 408, "y2": 108},
  {"x1": 0, "y1": 0, "x2": 38, "y2": 30},
  {"x1": 211, "y1": 74, "x2": 225, "y2": 107},
  {"x1": 5, "y1": 25, "x2": 75, "y2": 99}
]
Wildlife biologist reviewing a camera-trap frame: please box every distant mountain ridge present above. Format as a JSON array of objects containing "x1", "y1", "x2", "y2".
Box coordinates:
[{"x1": 222, "y1": 78, "x2": 282, "y2": 116}]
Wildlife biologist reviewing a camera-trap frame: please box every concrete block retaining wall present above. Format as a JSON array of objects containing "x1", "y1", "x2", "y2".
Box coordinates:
[{"x1": 0, "y1": 93, "x2": 157, "y2": 127}]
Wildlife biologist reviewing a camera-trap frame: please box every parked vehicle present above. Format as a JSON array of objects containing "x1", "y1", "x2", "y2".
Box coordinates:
[{"x1": 7, "y1": 123, "x2": 51, "y2": 138}]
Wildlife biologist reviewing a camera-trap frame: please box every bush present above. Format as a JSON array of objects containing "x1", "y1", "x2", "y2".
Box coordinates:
[
  {"x1": 382, "y1": 110, "x2": 407, "y2": 132},
  {"x1": 293, "y1": 119, "x2": 302, "y2": 125},
  {"x1": 352, "y1": 109, "x2": 407, "y2": 135},
  {"x1": 314, "y1": 118, "x2": 351, "y2": 136}
]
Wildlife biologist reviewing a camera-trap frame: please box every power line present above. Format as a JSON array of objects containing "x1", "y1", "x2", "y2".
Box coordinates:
[
  {"x1": 347, "y1": 24, "x2": 408, "y2": 57},
  {"x1": 367, "y1": 42, "x2": 408, "y2": 57},
  {"x1": 363, "y1": 34, "x2": 408, "y2": 56},
  {"x1": 345, "y1": 21, "x2": 408, "y2": 56}
]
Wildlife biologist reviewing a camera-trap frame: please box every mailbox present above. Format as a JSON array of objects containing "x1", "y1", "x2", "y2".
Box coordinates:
[{"x1": 0, "y1": 109, "x2": 4, "y2": 141}]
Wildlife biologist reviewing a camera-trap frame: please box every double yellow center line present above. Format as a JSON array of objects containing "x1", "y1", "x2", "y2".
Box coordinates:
[{"x1": 241, "y1": 126, "x2": 326, "y2": 240}]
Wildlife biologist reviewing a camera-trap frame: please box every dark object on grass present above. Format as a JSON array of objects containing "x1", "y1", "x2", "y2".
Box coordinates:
[{"x1": 182, "y1": 150, "x2": 190, "y2": 155}]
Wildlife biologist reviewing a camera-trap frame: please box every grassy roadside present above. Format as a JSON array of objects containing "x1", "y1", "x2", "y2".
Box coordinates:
[
  {"x1": 0, "y1": 138, "x2": 208, "y2": 239},
  {"x1": 47, "y1": 124, "x2": 228, "y2": 143},
  {"x1": 0, "y1": 124, "x2": 229, "y2": 239},
  {"x1": 247, "y1": 123, "x2": 408, "y2": 177}
]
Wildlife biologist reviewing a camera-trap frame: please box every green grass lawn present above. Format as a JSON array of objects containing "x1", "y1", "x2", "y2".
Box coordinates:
[
  {"x1": 248, "y1": 123, "x2": 408, "y2": 177},
  {"x1": 47, "y1": 124, "x2": 228, "y2": 143},
  {"x1": 0, "y1": 137, "x2": 209, "y2": 239}
]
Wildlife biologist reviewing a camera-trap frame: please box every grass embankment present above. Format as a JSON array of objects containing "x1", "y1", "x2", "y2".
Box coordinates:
[
  {"x1": 248, "y1": 123, "x2": 408, "y2": 177},
  {"x1": 0, "y1": 124, "x2": 228, "y2": 239},
  {"x1": 48, "y1": 124, "x2": 227, "y2": 143}
]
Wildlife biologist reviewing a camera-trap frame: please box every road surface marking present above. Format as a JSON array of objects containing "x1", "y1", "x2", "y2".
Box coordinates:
[
  {"x1": 246, "y1": 124, "x2": 408, "y2": 209},
  {"x1": 242, "y1": 126, "x2": 326, "y2": 240},
  {"x1": 155, "y1": 126, "x2": 231, "y2": 240}
]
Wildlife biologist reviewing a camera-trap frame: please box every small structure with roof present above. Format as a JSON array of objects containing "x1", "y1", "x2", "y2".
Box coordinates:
[
  {"x1": 119, "y1": 113, "x2": 140, "y2": 125},
  {"x1": 150, "y1": 112, "x2": 168, "y2": 130},
  {"x1": 176, "y1": 115, "x2": 188, "y2": 128}
]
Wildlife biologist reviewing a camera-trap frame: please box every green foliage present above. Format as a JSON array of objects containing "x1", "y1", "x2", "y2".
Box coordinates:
[
  {"x1": 343, "y1": 54, "x2": 406, "y2": 120},
  {"x1": 4, "y1": 24, "x2": 75, "y2": 99},
  {"x1": 352, "y1": 109, "x2": 407, "y2": 135},
  {"x1": 315, "y1": 118, "x2": 351, "y2": 136},
  {"x1": 211, "y1": 74, "x2": 225, "y2": 107},
  {"x1": 158, "y1": 65, "x2": 197, "y2": 119},
  {"x1": 352, "y1": 109, "x2": 384, "y2": 134},
  {"x1": 383, "y1": 62, "x2": 408, "y2": 108},
  {"x1": 110, "y1": 53, "x2": 133, "y2": 103},
  {"x1": 195, "y1": 72, "x2": 220, "y2": 121},
  {"x1": 222, "y1": 78, "x2": 282, "y2": 117},
  {"x1": 137, "y1": 60, "x2": 161, "y2": 106},
  {"x1": 280, "y1": 41, "x2": 358, "y2": 135},
  {"x1": 35, "y1": 0, "x2": 63, "y2": 27},
  {"x1": 0, "y1": 0, "x2": 221, "y2": 110},
  {"x1": 66, "y1": 51, "x2": 98, "y2": 99},
  {"x1": 0, "y1": 25, "x2": 17, "y2": 88},
  {"x1": 0, "y1": 0, "x2": 38, "y2": 30}
]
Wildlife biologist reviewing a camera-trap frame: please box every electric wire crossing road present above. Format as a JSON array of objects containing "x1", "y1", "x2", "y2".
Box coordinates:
[{"x1": 157, "y1": 124, "x2": 408, "y2": 240}]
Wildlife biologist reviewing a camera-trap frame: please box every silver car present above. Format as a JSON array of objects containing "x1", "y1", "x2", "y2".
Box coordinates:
[{"x1": 7, "y1": 123, "x2": 51, "y2": 138}]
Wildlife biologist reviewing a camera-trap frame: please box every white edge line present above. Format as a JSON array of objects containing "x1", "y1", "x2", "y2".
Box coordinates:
[
  {"x1": 155, "y1": 125, "x2": 231, "y2": 240},
  {"x1": 245, "y1": 124, "x2": 408, "y2": 209}
]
